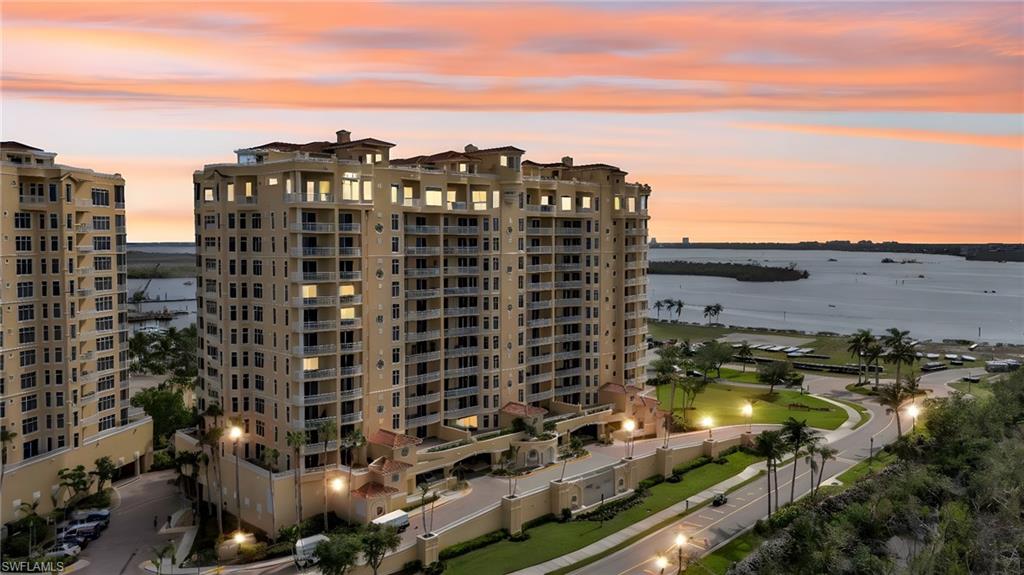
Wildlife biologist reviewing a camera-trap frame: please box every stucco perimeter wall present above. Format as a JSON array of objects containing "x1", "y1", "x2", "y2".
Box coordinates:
[{"x1": 2, "y1": 418, "x2": 153, "y2": 519}]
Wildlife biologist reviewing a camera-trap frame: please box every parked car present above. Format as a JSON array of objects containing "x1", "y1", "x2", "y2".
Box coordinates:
[
  {"x1": 711, "y1": 492, "x2": 728, "y2": 507},
  {"x1": 371, "y1": 510, "x2": 410, "y2": 533},
  {"x1": 58, "y1": 523, "x2": 101, "y2": 542},
  {"x1": 43, "y1": 542, "x2": 82, "y2": 558},
  {"x1": 57, "y1": 533, "x2": 89, "y2": 549},
  {"x1": 58, "y1": 518, "x2": 105, "y2": 532},
  {"x1": 294, "y1": 534, "x2": 330, "y2": 569},
  {"x1": 70, "y1": 509, "x2": 111, "y2": 528}
]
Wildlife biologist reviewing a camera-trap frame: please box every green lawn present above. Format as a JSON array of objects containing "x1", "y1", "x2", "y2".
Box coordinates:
[
  {"x1": 836, "y1": 450, "x2": 898, "y2": 485},
  {"x1": 648, "y1": 320, "x2": 729, "y2": 342},
  {"x1": 717, "y1": 367, "x2": 763, "y2": 384},
  {"x1": 444, "y1": 452, "x2": 762, "y2": 575},
  {"x1": 832, "y1": 397, "x2": 871, "y2": 429},
  {"x1": 949, "y1": 379, "x2": 994, "y2": 400},
  {"x1": 690, "y1": 529, "x2": 765, "y2": 575},
  {"x1": 657, "y1": 383, "x2": 848, "y2": 430}
]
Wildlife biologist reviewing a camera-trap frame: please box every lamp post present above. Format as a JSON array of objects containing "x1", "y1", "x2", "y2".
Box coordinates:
[
  {"x1": 229, "y1": 425, "x2": 243, "y2": 531},
  {"x1": 675, "y1": 533, "x2": 687, "y2": 575},
  {"x1": 327, "y1": 476, "x2": 344, "y2": 530},
  {"x1": 701, "y1": 416, "x2": 713, "y2": 439},
  {"x1": 655, "y1": 555, "x2": 669, "y2": 575},
  {"x1": 623, "y1": 419, "x2": 636, "y2": 459},
  {"x1": 906, "y1": 404, "x2": 920, "y2": 431},
  {"x1": 741, "y1": 403, "x2": 753, "y2": 433}
]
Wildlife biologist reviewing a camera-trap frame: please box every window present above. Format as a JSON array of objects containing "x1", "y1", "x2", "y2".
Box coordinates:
[
  {"x1": 91, "y1": 188, "x2": 110, "y2": 206},
  {"x1": 14, "y1": 213, "x2": 31, "y2": 229},
  {"x1": 98, "y1": 395, "x2": 116, "y2": 411},
  {"x1": 98, "y1": 415, "x2": 116, "y2": 431}
]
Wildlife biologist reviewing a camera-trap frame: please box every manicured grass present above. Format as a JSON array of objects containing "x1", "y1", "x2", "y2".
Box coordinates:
[
  {"x1": 657, "y1": 383, "x2": 848, "y2": 430},
  {"x1": 949, "y1": 379, "x2": 994, "y2": 400},
  {"x1": 832, "y1": 397, "x2": 871, "y2": 429},
  {"x1": 690, "y1": 529, "x2": 765, "y2": 575},
  {"x1": 443, "y1": 452, "x2": 762, "y2": 575},
  {"x1": 648, "y1": 320, "x2": 729, "y2": 342},
  {"x1": 836, "y1": 450, "x2": 898, "y2": 485},
  {"x1": 717, "y1": 367, "x2": 763, "y2": 384}
]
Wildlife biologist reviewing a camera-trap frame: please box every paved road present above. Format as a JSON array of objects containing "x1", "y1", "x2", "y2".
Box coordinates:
[
  {"x1": 567, "y1": 368, "x2": 973, "y2": 575},
  {"x1": 77, "y1": 470, "x2": 184, "y2": 575}
]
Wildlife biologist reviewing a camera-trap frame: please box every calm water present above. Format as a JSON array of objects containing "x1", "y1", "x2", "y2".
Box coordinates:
[
  {"x1": 126, "y1": 278, "x2": 197, "y2": 330},
  {"x1": 648, "y1": 249, "x2": 1024, "y2": 344}
]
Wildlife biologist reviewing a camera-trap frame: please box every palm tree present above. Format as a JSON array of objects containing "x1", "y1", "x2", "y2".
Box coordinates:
[
  {"x1": 151, "y1": 542, "x2": 176, "y2": 575},
  {"x1": 316, "y1": 418, "x2": 339, "y2": 531},
  {"x1": 864, "y1": 341, "x2": 885, "y2": 388},
  {"x1": 651, "y1": 346, "x2": 684, "y2": 447},
  {"x1": 902, "y1": 371, "x2": 922, "y2": 402},
  {"x1": 782, "y1": 417, "x2": 819, "y2": 505},
  {"x1": 847, "y1": 329, "x2": 874, "y2": 384},
  {"x1": 261, "y1": 447, "x2": 281, "y2": 534},
  {"x1": 803, "y1": 445, "x2": 819, "y2": 499},
  {"x1": 813, "y1": 446, "x2": 838, "y2": 498},
  {"x1": 286, "y1": 430, "x2": 307, "y2": 530},
  {"x1": 736, "y1": 341, "x2": 753, "y2": 372},
  {"x1": 886, "y1": 339, "x2": 917, "y2": 389},
  {"x1": 877, "y1": 382, "x2": 911, "y2": 437},
  {"x1": 653, "y1": 300, "x2": 665, "y2": 319},
  {"x1": 670, "y1": 299, "x2": 684, "y2": 321},
  {"x1": 754, "y1": 430, "x2": 785, "y2": 517},
  {"x1": 340, "y1": 429, "x2": 366, "y2": 520},
  {"x1": 199, "y1": 426, "x2": 224, "y2": 535}
]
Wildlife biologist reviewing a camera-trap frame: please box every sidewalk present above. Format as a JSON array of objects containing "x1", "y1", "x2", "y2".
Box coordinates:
[{"x1": 509, "y1": 460, "x2": 768, "y2": 575}]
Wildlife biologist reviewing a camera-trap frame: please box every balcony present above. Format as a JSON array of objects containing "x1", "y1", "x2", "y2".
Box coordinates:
[
  {"x1": 625, "y1": 326, "x2": 648, "y2": 337},
  {"x1": 338, "y1": 223, "x2": 361, "y2": 233},
  {"x1": 407, "y1": 288, "x2": 441, "y2": 300},
  {"x1": 338, "y1": 318, "x2": 363, "y2": 330},
  {"x1": 558, "y1": 246, "x2": 586, "y2": 254},
  {"x1": 445, "y1": 346, "x2": 479, "y2": 359},
  {"x1": 555, "y1": 228, "x2": 584, "y2": 236},
  {"x1": 339, "y1": 387, "x2": 363, "y2": 402},
  {"x1": 338, "y1": 365, "x2": 363, "y2": 377},
  {"x1": 555, "y1": 367, "x2": 583, "y2": 378},
  {"x1": 444, "y1": 266, "x2": 479, "y2": 275},
  {"x1": 527, "y1": 317, "x2": 552, "y2": 328},
  {"x1": 526, "y1": 227, "x2": 553, "y2": 235},
  {"x1": 290, "y1": 222, "x2": 337, "y2": 233},
  {"x1": 555, "y1": 262, "x2": 582, "y2": 271},
  {"x1": 406, "y1": 412, "x2": 441, "y2": 428},
  {"x1": 526, "y1": 264, "x2": 553, "y2": 273},
  {"x1": 527, "y1": 336, "x2": 553, "y2": 346},
  {"x1": 338, "y1": 271, "x2": 362, "y2": 281},
  {"x1": 554, "y1": 350, "x2": 580, "y2": 361},
  {"x1": 295, "y1": 416, "x2": 337, "y2": 430},
  {"x1": 444, "y1": 405, "x2": 480, "y2": 419},
  {"x1": 291, "y1": 246, "x2": 337, "y2": 257},
  {"x1": 624, "y1": 276, "x2": 645, "y2": 287},
  {"x1": 303, "y1": 440, "x2": 339, "y2": 454},
  {"x1": 551, "y1": 298, "x2": 580, "y2": 307},
  {"x1": 407, "y1": 392, "x2": 441, "y2": 407},
  {"x1": 294, "y1": 368, "x2": 337, "y2": 381},
  {"x1": 406, "y1": 246, "x2": 441, "y2": 256},
  {"x1": 408, "y1": 350, "x2": 441, "y2": 363},
  {"x1": 526, "y1": 245, "x2": 552, "y2": 254},
  {"x1": 406, "y1": 371, "x2": 441, "y2": 386},
  {"x1": 555, "y1": 314, "x2": 582, "y2": 324},
  {"x1": 527, "y1": 282, "x2": 553, "y2": 291},
  {"x1": 525, "y1": 388, "x2": 555, "y2": 402},
  {"x1": 624, "y1": 293, "x2": 646, "y2": 304},
  {"x1": 77, "y1": 245, "x2": 95, "y2": 254},
  {"x1": 626, "y1": 228, "x2": 647, "y2": 236},
  {"x1": 291, "y1": 272, "x2": 337, "y2": 283},
  {"x1": 292, "y1": 296, "x2": 338, "y2": 307},
  {"x1": 408, "y1": 330, "x2": 441, "y2": 343},
  {"x1": 444, "y1": 286, "x2": 479, "y2": 296},
  {"x1": 293, "y1": 320, "x2": 337, "y2": 332},
  {"x1": 525, "y1": 204, "x2": 555, "y2": 213},
  {"x1": 284, "y1": 192, "x2": 335, "y2": 204},
  {"x1": 526, "y1": 372, "x2": 551, "y2": 385},
  {"x1": 555, "y1": 384, "x2": 584, "y2": 396},
  {"x1": 19, "y1": 195, "x2": 47, "y2": 206},
  {"x1": 292, "y1": 392, "x2": 337, "y2": 406},
  {"x1": 406, "y1": 268, "x2": 441, "y2": 278},
  {"x1": 293, "y1": 344, "x2": 337, "y2": 356},
  {"x1": 443, "y1": 246, "x2": 479, "y2": 255},
  {"x1": 77, "y1": 288, "x2": 94, "y2": 297},
  {"x1": 406, "y1": 308, "x2": 442, "y2": 320},
  {"x1": 526, "y1": 354, "x2": 552, "y2": 366},
  {"x1": 444, "y1": 365, "x2": 478, "y2": 378},
  {"x1": 340, "y1": 412, "x2": 364, "y2": 424},
  {"x1": 338, "y1": 342, "x2": 363, "y2": 353},
  {"x1": 406, "y1": 225, "x2": 440, "y2": 234},
  {"x1": 444, "y1": 385, "x2": 479, "y2": 399},
  {"x1": 445, "y1": 306, "x2": 478, "y2": 317},
  {"x1": 338, "y1": 247, "x2": 361, "y2": 257},
  {"x1": 554, "y1": 280, "x2": 583, "y2": 289},
  {"x1": 625, "y1": 244, "x2": 648, "y2": 253},
  {"x1": 527, "y1": 299, "x2": 552, "y2": 310},
  {"x1": 445, "y1": 325, "x2": 480, "y2": 337},
  {"x1": 443, "y1": 226, "x2": 479, "y2": 235}
]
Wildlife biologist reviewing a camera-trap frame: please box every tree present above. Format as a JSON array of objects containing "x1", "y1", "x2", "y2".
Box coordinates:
[
  {"x1": 91, "y1": 456, "x2": 118, "y2": 493},
  {"x1": 877, "y1": 382, "x2": 912, "y2": 437},
  {"x1": 736, "y1": 341, "x2": 753, "y2": 372},
  {"x1": 418, "y1": 483, "x2": 432, "y2": 533},
  {"x1": 782, "y1": 417, "x2": 819, "y2": 505},
  {"x1": 500, "y1": 446, "x2": 522, "y2": 497},
  {"x1": 813, "y1": 445, "x2": 838, "y2": 498},
  {"x1": 697, "y1": 340, "x2": 733, "y2": 379},
  {"x1": 0, "y1": 428, "x2": 17, "y2": 512},
  {"x1": 340, "y1": 429, "x2": 367, "y2": 518},
  {"x1": 199, "y1": 426, "x2": 223, "y2": 533},
  {"x1": 58, "y1": 465, "x2": 93, "y2": 502},
  {"x1": 757, "y1": 361, "x2": 794, "y2": 394},
  {"x1": 316, "y1": 418, "x2": 339, "y2": 531},
  {"x1": 286, "y1": 430, "x2": 307, "y2": 530},
  {"x1": 559, "y1": 435, "x2": 586, "y2": 481},
  {"x1": 316, "y1": 533, "x2": 363, "y2": 575},
  {"x1": 847, "y1": 329, "x2": 875, "y2": 384},
  {"x1": 130, "y1": 385, "x2": 194, "y2": 447},
  {"x1": 360, "y1": 525, "x2": 402, "y2": 575},
  {"x1": 864, "y1": 341, "x2": 885, "y2": 388},
  {"x1": 151, "y1": 542, "x2": 175, "y2": 575},
  {"x1": 651, "y1": 346, "x2": 685, "y2": 445},
  {"x1": 673, "y1": 299, "x2": 685, "y2": 320},
  {"x1": 754, "y1": 430, "x2": 786, "y2": 517},
  {"x1": 703, "y1": 303, "x2": 723, "y2": 325},
  {"x1": 886, "y1": 340, "x2": 917, "y2": 390},
  {"x1": 653, "y1": 300, "x2": 665, "y2": 319}
]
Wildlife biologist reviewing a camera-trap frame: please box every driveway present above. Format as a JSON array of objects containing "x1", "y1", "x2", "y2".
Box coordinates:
[{"x1": 76, "y1": 470, "x2": 184, "y2": 575}]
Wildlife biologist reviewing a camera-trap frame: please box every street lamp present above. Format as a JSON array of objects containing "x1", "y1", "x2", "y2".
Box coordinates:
[
  {"x1": 623, "y1": 419, "x2": 637, "y2": 459},
  {"x1": 229, "y1": 425, "x2": 243, "y2": 531},
  {"x1": 655, "y1": 555, "x2": 669, "y2": 575},
  {"x1": 906, "y1": 404, "x2": 920, "y2": 430},
  {"x1": 233, "y1": 531, "x2": 246, "y2": 545},
  {"x1": 741, "y1": 403, "x2": 753, "y2": 433},
  {"x1": 701, "y1": 416, "x2": 713, "y2": 439},
  {"x1": 331, "y1": 477, "x2": 345, "y2": 493},
  {"x1": 674, "y1": 533, "x2": 688, "y2": 574}
]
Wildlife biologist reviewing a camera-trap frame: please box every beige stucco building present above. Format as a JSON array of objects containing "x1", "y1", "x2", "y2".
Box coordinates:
[
  {"x1": 185, "y1": 131, "x2": 650, "y2": 532},
  {"x1": 0, "y1": 142, "x2": 153, "y2": 522}
]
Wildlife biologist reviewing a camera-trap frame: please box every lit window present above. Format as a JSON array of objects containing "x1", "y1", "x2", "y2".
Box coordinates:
[
  {"x1": 425, "y1": 188, "x2": 443, "y2": 206},
  {"x1": 362, "y1": 180, "x2": 372, "y2": 201},
  {"x1": 226, "y1": 183, "x2": 235, "y2": 202},
  {"x1": 268, "y1": 177, "x2": 278, "y2": 186},
  {"x1": 560, "y1": 196, "x2": 572, "y2": 211}
]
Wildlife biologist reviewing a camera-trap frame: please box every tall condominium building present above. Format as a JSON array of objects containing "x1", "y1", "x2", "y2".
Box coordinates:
[
  {"x1": 188, "y1": 131, "x2": 649, "y2": 529},
  {"x1": 0, "y1": 142, "x2": 153, "y2": 518}
]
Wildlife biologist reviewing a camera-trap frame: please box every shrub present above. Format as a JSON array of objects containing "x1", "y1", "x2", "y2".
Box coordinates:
[
  {"x1": 523, "y1": 513, "x2": 557, "y2": 530},
  {"x1": 73, "y1": 489, "x2": 112, "y2": 510},
  {"x1": 150, "y1": 449, "x2": 176, "y2": 470},
  {"x1": 238, "y1": 542, "x2": 268, "y2": 562},
  {"x1": 575, "y1": 491, "x2": 647, "y2": 522},
  {"x1": 561, "y1": 507, "x2": 573, "y2": 522},
  {"x1": 401, "y1": 560, "x2": 423, "y2": 574},
  {"x1": 766, "y1": 504, "x2": 802, "y2": 530},
  {"x1": 638, "y1": 474, "x2": 665, "y2": 490},
  {"x1": 439, "y1": 529, "x2": 509, "y2": 560},
  {"x1": 509, "y1": 531, "x2": 531, "y2": 542},
  {"x1": 424, "y1": 560, "x2": 446, "y2": 575},
  {"x1": 672, "y1": 455, "x2": 712, "y2": 476},
  {"x1": 665, "y1": 474, "x2": 682, "y2": 483}
]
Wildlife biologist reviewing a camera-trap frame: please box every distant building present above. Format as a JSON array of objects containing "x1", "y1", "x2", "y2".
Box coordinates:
[{"x1": 682, "y1": 237, "x2": 689, "y2": 245}]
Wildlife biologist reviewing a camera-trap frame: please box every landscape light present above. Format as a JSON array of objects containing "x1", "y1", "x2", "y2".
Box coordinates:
[
  {"x1": 623, "y1": 419, "x2": 636, "y2": 433},
  {"x1": 741, "y1": 404, "x2": 753, "y2": 417},
  {"x1": 702, "y1": 416, "x2": 714, "y2": 439},
  {"x1": 655, "y1": 555, "x2": 669, "y2": 570},
  {"x1": 233, "y1": 532, "x2": 246, "y2": 544},
  {"x1": 675, "y1": 533, "x2": 687, "y2": 547},
  {"x1": 229, "y1": 426, "x2": 243, "y2": 440},
  {"x1": 906, "y1": 405, "x2": 920, "y2": 419},
  {"x1": 331, "y1": 477, "x2": 345, "y2": 492}
]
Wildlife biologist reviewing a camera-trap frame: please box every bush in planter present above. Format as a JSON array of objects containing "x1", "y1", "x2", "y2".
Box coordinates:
[
  {"x1": 238, "y1": 541, "x2": 268, "y2": 562},
  {"x1": 561, "y1": 507, "x2": 573, "y2": 522},
  {"x1": 401, "y1": 560, "x2": 423, "y2": 574}
]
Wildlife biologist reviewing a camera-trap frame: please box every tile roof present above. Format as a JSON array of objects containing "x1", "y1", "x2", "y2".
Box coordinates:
[
  {"x1": 352, "y1": 481, "x2": 400, "y2": 499},
  {"x1": 471, "y1": 145, "x2": 525, "y2": 155},
  {"x1": 327, "y1": 137, "x2": 395, "y2": 150},
  {"x1": 368, "y1": 429, "x2": 423, "y2": 449},
  {"x1": 369, "y1": 457, "x2": 412, "y2": 475},
  {"x1": 501, "y1": 402, "x2": 548, "y2": 417},
  {"x1": 1, "y1": 141, "x2": 43, "y2": 152},
  {"x1": 245, "y1": 141, "x2": 335, "y2": 153}
]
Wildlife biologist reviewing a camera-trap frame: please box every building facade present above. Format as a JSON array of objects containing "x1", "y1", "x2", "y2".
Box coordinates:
[
  {"x1": 189, "y1": 131, "x2": 649, "y2": 529},
  {"x1": 0, "y1": 142, "x2": 153, "y2": 519}
]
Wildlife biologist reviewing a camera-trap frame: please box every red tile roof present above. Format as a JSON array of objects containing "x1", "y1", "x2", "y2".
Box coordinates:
[
  {"x1": 471, "y1": 145, "x2": 525, "y2": 155},
  {"x1": 1, "y1": 141, "x2": 43, "y2": 152},
  {"x1": 369, "y1": 457, "x2": 412, "y2": 475},
  {"x1": 600, "y1": 383, "x2": 627, "y2": 395},
  {"x1": 352, "y1": 481, "x2": 400, "y2": 499},
  {"x1": 327, "y1": 137, "x2": 395, "y2": 150},
  {"x1": 501, "y1": 402, "x2": 548, "y2": 417},
  {"x1": 369, "y1": 429, "x2": 422, "y2": 449}
]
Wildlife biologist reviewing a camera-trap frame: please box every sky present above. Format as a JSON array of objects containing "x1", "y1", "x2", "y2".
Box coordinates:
[{"x1": 2, "y1": 1, "x2": 1022, "y2": 243}]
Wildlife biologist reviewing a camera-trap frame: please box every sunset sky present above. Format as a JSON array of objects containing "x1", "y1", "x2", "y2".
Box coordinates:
[{"x1": 3, "y1": 1, "x2": 1021, "y2": 243}]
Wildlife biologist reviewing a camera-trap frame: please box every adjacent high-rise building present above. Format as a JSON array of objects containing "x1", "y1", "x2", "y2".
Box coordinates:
[
  {"x1": 188, "y1": 131, "x2": 649, "y2": 529},
  {"x1": 0, "y1": 142, "x2": 153, "y2": 517}
]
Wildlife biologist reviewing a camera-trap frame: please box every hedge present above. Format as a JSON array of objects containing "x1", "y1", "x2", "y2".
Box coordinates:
[
  {"x1": 672, "y1": 455, "x2": 712, "y2": 476},
  {"x1": 637, "y1": 474, "x2": 665, "y2": 491},
  {"x1": 523, "y1": 513, "x2": 557, "y2": 530},
  {"x1": 439, "y1": 529, "x2": 509, "y2": 560}
]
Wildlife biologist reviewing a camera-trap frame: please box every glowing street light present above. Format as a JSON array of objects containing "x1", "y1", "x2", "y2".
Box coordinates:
[
  {"x1": 701, "y1": 416, "x2": 714, "y2": 439},
  {"x1": 906, "y1": 404, "x2": 920, "y2": 430},
  {"x1": 228, "y1": 425, "x2": 244, "y2": 530},
  {"x1": 623, "y1": 419, "x2": 637, "y2": 459},
  {"x1": 228, "y1": 425, "x2": 243, "y2": 441},
  {"x1": 655, "y1": 555, "x2": 669, "y2": 575},
  {"x1": 741, "y1": 403, "x2": 753, "y2": 432},
  {"x1": 674, "y1": 533, "x2": 688, "y2": 575},
  {"x1": 233, "y1": 531, "x2": 246, "y2": 544},
  {"x1": 331, "y1": 477, "x2": 345, "y2": 493}
]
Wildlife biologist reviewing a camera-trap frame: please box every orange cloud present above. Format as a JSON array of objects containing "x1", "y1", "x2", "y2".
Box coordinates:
[{"x1": 735, "y1": 122, "x2": 1024, "y2": 149}]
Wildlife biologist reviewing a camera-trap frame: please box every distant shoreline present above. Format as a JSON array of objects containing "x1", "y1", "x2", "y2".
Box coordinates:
[
  {"x1": 651, "y1": 242, "x2": 1024, "y2": 262},
  {"x1": 649, "y1": 260, "x2": 809, "y2": 282}
]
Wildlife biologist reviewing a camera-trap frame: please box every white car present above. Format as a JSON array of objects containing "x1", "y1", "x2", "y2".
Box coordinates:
[{"x1": 44, "y1": 542, "x2": 82, "y2": 558}]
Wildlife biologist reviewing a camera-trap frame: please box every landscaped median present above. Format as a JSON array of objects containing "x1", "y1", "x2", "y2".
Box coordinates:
[
  {"x1": 440, "y1": 450, "x2": 763, "y2": 575},
  {"x1": 656, "y1": 383, "x2": 849, "y2": 430}
]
